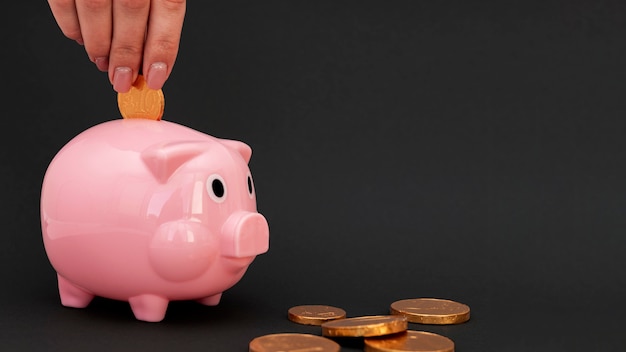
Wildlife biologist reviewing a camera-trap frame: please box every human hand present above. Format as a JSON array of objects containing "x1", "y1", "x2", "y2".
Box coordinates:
[{"x1": 47, "y1": 0, "x2": 186, "y2": 93}]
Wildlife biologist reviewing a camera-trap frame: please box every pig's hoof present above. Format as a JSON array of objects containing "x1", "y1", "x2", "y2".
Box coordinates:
[
  {"x1": 57, "y1": 274, "x2": 94, "y2": 308},
  {"x1": 196, "y1": 293, "x2": 222, "y2": 306},
  {"x1": 128, "y1": 294, "x2": 169, "y2": 322}
]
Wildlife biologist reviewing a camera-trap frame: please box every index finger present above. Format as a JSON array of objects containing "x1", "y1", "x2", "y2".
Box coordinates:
[{"x1": 143, "y1": 0, "x2": 186, "y2": 90}]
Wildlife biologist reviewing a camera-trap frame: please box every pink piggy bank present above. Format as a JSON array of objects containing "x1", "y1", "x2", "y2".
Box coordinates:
[{"x1": 40, "y1": 119, "x2": 269, "y2": 322}]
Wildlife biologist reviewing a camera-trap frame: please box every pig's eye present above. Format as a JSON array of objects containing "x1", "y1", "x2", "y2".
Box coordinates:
[
  {"x1": 247, "y1": 174, "x2": 255, "y2": 198},
  {"x1": 207, "y1": 174, "x2": 227, "y2": 203}
]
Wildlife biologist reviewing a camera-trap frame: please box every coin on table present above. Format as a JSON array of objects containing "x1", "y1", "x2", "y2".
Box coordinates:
[
  {"x1": 390, "y1": 298, "x2": 470, "y2": 325},
  {"x1": 288, "y1": 305, "x2": 347, "y2": 326},
  {"x1": 321, "y1": 315, "x2": 408, "y2": 338},
  {"x1": 249, "y1": 333, "x2": 340, "y2": 352},
  {"x1": 364, "y1": 330, "x2": 455, "y2": 352},
  {"x1": 117, "y1": 74, "x2": 164, "y2": 120}
]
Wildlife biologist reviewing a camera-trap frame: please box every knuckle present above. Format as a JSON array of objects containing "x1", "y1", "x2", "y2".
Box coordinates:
[
  {"x1": 81, "y1": 0, "x2": 109, "y2": 11},
  {"x1": 85, "y1": 44, "x2": 110, "y2": 58},
  {"x1": 155, "y1": 0, "x2": 186, "y2": 13},
  {"x1": 111, "y1": 44, "x2": 143, "y2": 58},
  {"x1": 151, "y1": 38, "x2": 179, "y2": 55},
  {"x1": 162, "y1": 0, "x2": 186, "y2": 5},
  {"x1": 51, "y1": 0, "x2": 76, "y2": 10},
  {"x1": 156, "y1": 0, "x2": 186, "y2": 11},
  {"x1": 62, "y1": 28, "x2": 82, "y2": 41},
  {"x1": 117, "y1": 0, "x2": 150, "y2": 11}
]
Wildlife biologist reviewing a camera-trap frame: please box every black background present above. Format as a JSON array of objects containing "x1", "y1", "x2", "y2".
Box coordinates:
[{"x1": 3, "y1": 1, "x2": 626, "y2": 351}]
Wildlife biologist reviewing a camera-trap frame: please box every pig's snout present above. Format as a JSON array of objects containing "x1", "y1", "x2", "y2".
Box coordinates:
[{"x1": 221, "y1": 212, "x2": 269, "y2": 258}]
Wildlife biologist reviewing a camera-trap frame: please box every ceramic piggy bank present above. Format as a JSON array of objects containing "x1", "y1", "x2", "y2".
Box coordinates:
[{"x1": 40, "y1": 119, "x2": 269, "y2": 322}]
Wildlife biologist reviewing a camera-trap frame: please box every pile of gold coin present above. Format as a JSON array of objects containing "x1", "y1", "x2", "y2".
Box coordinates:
[
  {"x1": 249, "y1": 297, "x2": 470, "y2": 352},
  {"x1": 117, "y1": 74, "x2": 164, "y2": 120}
]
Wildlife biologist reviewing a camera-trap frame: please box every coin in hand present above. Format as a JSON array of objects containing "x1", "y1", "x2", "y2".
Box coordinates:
[{"x1": 117, "y1": 75, "x2": 165, "y2": 120}]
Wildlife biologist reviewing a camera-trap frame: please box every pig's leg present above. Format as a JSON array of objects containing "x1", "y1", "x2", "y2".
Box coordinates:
[
  {"x1": 196, "y1": 293, "x2": 222, "y2": 306},
  {"x1": 57, "y1": 274, "x2": 94, "y2": 308},
  {"x1": 128, "y1": 294, "x2": 169, "y2": 322}
]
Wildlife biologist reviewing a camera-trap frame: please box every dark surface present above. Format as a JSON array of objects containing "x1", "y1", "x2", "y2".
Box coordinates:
[{"x1": 3, "y1": 1, "x2": 626, "y2": 351}]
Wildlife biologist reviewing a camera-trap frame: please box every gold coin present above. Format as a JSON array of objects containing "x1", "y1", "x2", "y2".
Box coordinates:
[
  {"x1": 364, "y1": 330, "x2": 455, "y2": 352},
  {"x1": 288, "y1": 305, "x2": 347, "y2": 326},
  {"x1": 249, "y1": 333, "x2": 340, "y2": 352},
  {"x1": 117, "y1": 74, "x2": 164, "y2": 120},
  {"x1": 390, "y1": 298, "x2": 470, "y2": 325},
  {"x1": 321, "y1": 315, "x2": 408, "y2": 338}
]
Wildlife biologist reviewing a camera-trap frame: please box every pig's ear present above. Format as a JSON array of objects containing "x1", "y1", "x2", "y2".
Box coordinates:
[
  {"x1": 142, "y1": 141, "x2": 210, "y2": 183},
  {"x1": 220, "y1": 139, "x2": 252, "y2": 164}
]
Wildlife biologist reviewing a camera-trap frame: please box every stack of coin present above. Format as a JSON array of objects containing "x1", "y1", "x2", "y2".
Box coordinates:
[{"x1": 249, "y1": 298, "x2": 469, "y2": 351}]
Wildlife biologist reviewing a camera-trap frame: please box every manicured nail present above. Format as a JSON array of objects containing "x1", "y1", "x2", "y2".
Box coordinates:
[
  {"x1": 146, "y1": 62, "x2": 168, "y2": 90},
  {"x1": 94, "y1": 57, "x2": 109, "y2": 72},
  {"x1": 113, "y1": 67, "x2": 132, "y2": 93}
]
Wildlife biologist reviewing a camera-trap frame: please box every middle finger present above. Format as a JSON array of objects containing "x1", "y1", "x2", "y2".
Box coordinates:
[{"x1": 109, "y1": 0, "x2": 151, "y2": 92}]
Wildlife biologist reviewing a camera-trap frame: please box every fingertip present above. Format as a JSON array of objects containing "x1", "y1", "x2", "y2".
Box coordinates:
[
  {"x1": 146, "y1": 62, "x2": 168, "y2": 90},
  {"x1": 94, "y1": 57, "x2": 109, "y2": 72},
  {"x1": 113, "y1": 67, "x2": 133, "y2": 93}
]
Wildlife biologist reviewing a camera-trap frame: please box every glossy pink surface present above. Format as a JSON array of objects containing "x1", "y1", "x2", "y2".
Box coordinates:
[{"x1": 41, "y1": 119, "x2": 269, "y2": 322}]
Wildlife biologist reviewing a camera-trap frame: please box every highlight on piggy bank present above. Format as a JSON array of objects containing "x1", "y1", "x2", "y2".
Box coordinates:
[{"x1": 40, "y1": 118, "x2": 270, "y2": 322}]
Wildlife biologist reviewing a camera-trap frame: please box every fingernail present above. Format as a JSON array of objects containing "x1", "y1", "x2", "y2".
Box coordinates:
[
  {"x1": 76, "y1": 38, "x2": 84, "y2": 45},
  {"x1": 146, "y1": 62, "x2": 168, "y2": 90},
  {"x1": 113, "y1": 67, "x2": 133, "y2": 93},
  {"x1": 94, "y1": 57, "x2": 109, "y2": 72}
]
